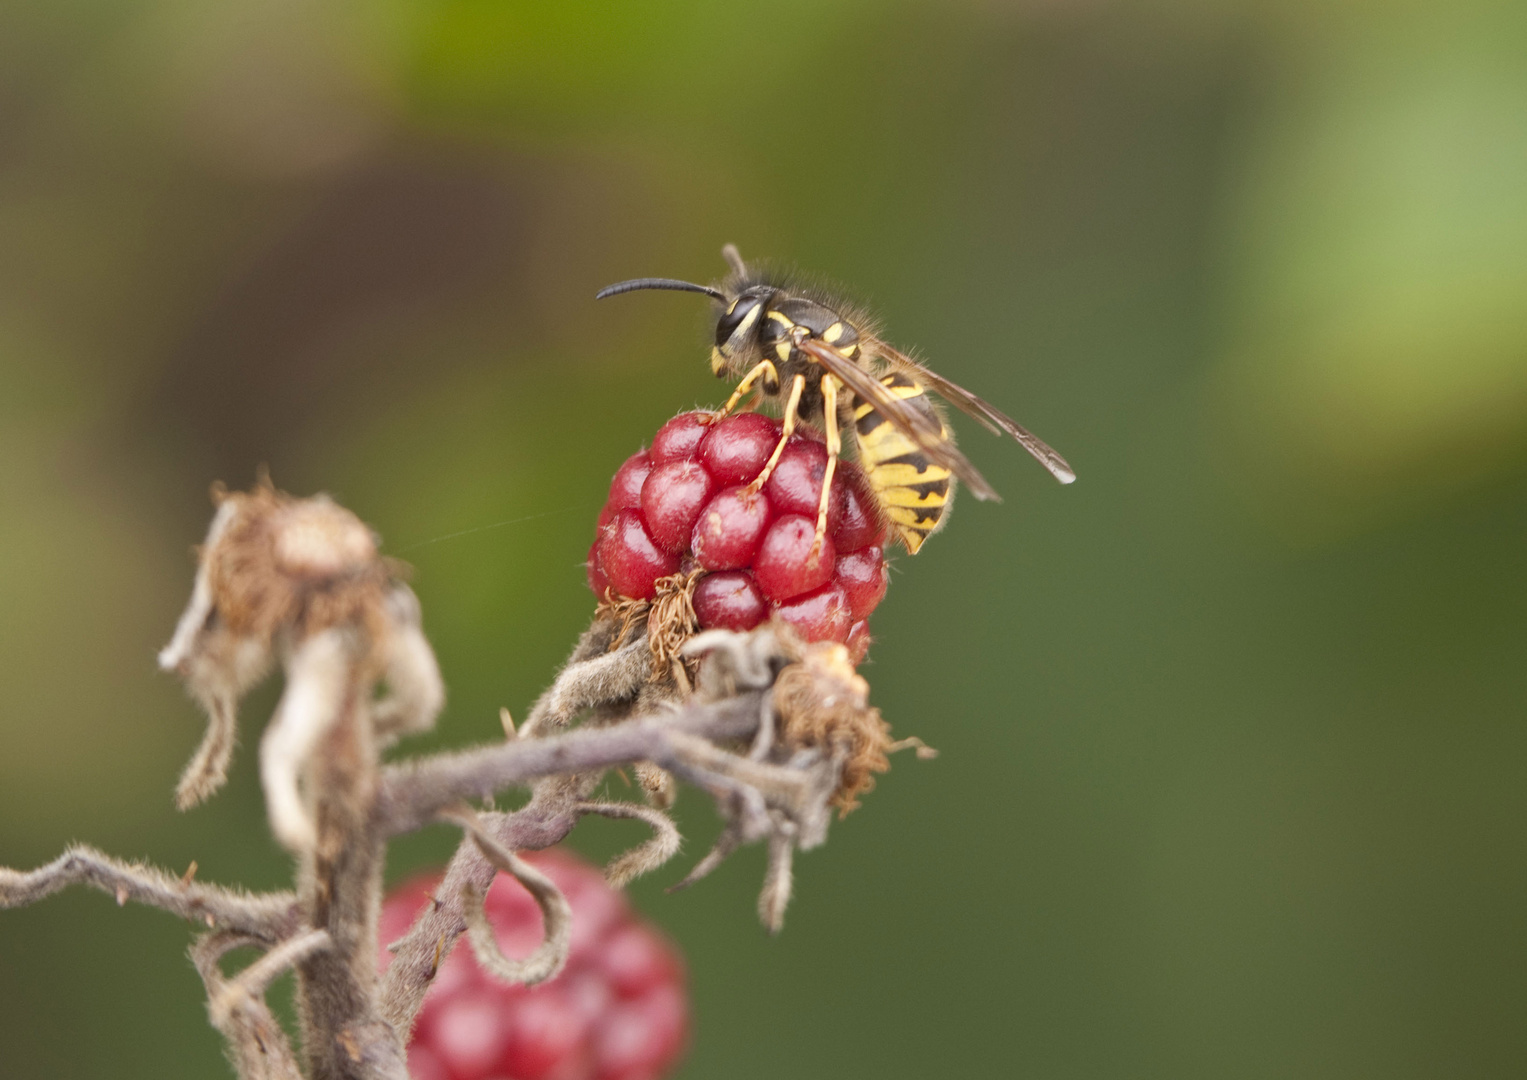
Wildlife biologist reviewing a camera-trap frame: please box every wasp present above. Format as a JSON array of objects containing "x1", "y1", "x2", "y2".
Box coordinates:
[{"x1": 596, "y1": 245, "x2": 1075, "y2": 553}]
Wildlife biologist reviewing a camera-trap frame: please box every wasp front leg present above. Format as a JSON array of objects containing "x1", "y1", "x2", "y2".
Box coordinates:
[
  {"x1": 812, "y1": 375, "x2": 843, "y2": 552},
  {"x1": 707, "y1": 360, "x2": 779, "y2": 424},
  {"x1": 745, "y1": 373, "x2": 806, "y2": 494}
]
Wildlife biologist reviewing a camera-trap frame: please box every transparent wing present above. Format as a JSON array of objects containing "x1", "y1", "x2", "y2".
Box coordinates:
[
  {"x1": 794, "y1": 337, "x2": 1001, "y2": 501},
  {"x1": 873, "y1": 339, "x2": 1077, "y2": 485}
]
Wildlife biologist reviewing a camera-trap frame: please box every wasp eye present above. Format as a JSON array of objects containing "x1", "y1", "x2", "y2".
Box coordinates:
[{"x1": 715, "y1": 296, "x2": 760, "y2": 347}]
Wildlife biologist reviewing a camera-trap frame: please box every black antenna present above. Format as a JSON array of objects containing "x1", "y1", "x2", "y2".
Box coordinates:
[{"x1": 595, "y1": 278, "x2": 726, "y2": 302}]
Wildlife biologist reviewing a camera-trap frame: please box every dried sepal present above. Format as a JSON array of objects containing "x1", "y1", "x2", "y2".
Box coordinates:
[
  {"x1": 633, "y1": 761, "x2": 676, "y2": 808},
  {"x1": 666, "y1": 823, "x2": 741, "y2": 893},
  {"x1": 160, "y1": 498, "x2": 274, "y2": 809},
  {"x1": 644, "y1": 568, "x2": 703, "y2": 691},
  {"x1": 757, "y1": 829, "x2": 796, "y2": 934},
  {"x1": 591, "y1": 567, "x2": 703, "y2": 695},
  {"x1": 520, "y1": 624, "x2": 652, "y2": 736},
  {"x1": 370, "y1": 585, "x2": 446, "y2": 744},
  {"x1": 199, "y1": 480, "x2": 391, "y2": 650},
  {"x1": 772, "y1": 631, "x2": 913, "y2": 814},
  {"x1": 174, "y1": 693, "x2": 246, "y2": 812}
]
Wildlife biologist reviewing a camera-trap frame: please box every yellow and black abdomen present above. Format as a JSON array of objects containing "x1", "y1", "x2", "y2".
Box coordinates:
[{"x1": 852, "y1": 370, "x2": 953, "y2": 554}]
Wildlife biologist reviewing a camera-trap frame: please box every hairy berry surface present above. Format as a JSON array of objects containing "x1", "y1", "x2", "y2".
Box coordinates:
[
  {"x1": 588, "y1": 412, "x2": 891, "y2": 660},
  {"x1": 382, "y1": 850, "x2": 688, "y2": 1080}
]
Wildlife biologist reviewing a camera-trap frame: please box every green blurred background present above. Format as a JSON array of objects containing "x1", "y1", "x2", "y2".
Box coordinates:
[{"x1": 2, "y1": 1, "x2": 1525, "y2": 1076}]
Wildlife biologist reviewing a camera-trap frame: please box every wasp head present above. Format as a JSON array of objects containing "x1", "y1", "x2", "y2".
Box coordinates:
[{"x1": 711, "y1": 285, "x2": 777, "y2": 375}]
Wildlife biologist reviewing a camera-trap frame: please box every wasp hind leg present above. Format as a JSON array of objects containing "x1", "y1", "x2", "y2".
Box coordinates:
[
  {"x1": 707, "y1": 360, "x2": 779, "y2": 425},
  {"x1": 812, "y1": 376, "x2": 843, "y2": 552},
  {"x1": 745, "y1": 373, "x2": 806, "y2": 495}
]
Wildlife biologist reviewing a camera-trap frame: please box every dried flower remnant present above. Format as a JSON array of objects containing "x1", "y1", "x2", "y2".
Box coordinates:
[
  {"x1": 774, "y1": 633, "x2": 938, "y2": 814},
  {"x1": 158, "y1": 478, "x2": 443, "y2": 847}
]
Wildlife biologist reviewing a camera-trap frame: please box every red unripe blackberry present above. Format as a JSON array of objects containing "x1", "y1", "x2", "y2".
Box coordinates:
[
  {"x1": 834, "y1": 546, "x2": 889, "y2": 621},
  {"x1": 753, "y1": 515, "x2": 835, "y2": 602},
  {"x1": 381, "y1": 849, "x2": 689, "y2": 1080},
  {"x1": 771, "y1": 581, "x2": 852, "y2": 643},
  {"x1": 846, "y1": 619, "x2": 872, "y2": 665},
  {"x1": 649, "y1": 412, "x2": 710, "y2": 464},
  {"x1": 763, "y1": 440, "x2": 845, "y2": 534},
  {"x1": 640, "y1": 461, "x2": 714, "y2": 553},
  {"x1": 834, "y1": 472, "x2": 888, "y2": 553},
  {"x1": 697, "y1": 412, "x2": 777, "y2": 485},
  {"x1": 606, "y1": 452, "x2": 651, "y2": 516},
  {"x1": 597, "y1": 510, "x2": 678, "y2": 601},
  {"x1": 691, "y1": 486, "x2": 771, "y2": 571},
  {"x1": 587, "y1": 540, "x2": 610, "y2": 600},
  {"x1": 690, "y1": 571, "x2": 767, "y2": 630},
  {"x1": 587, "y1": 411, "x2": 891, "y2": 655}
]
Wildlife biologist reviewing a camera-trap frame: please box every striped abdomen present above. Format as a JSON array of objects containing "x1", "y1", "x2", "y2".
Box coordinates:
[{"x1": 852, "y1": 370, "x2": 953, "y2": 553}]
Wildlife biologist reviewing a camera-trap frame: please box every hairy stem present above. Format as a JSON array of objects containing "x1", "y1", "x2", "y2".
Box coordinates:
[
  {"x1": 378, "y1": 795, "x2": 582, "y2": 1035},
  {"x1": 0, "y1": 845, "x2": 299, "y2": 940},
  {"x1": 375, "y1": 691, "x2": 767, "y2": 835},
  {"x1": 445, "y1": 806, "x2": 573, "y2": 986}
]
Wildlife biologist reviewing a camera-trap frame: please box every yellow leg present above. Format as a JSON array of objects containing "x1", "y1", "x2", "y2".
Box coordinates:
[
  {"x1": 746, "y1": 373, "x2": 805, "y2": 494},
  {"x1": 813, "y1": 376, "x2": 841, "y2": 551},
  {"x1": 707, "y1": 360, "x2": 779, "y2": 424}
]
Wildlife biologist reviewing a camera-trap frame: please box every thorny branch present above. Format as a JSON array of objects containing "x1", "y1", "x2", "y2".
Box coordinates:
[
  {"x1": 0, "y1": 845, "x2": 300, "y2": 941},
  {"x1": 0, "y1": 482, "x2": 925, "y2": 1079}
]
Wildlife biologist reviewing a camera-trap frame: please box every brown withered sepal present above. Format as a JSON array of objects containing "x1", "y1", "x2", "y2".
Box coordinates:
[
  {"x1": 773, "y1": 632, "x2": 897, "y2": 814},
  {"x1": 202, "y1": 478, "x2": 399, "y2": 670}
]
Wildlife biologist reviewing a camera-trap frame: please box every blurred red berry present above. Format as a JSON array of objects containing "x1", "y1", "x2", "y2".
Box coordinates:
[
  {"x1": 770, "y1": 582, "x2": 853, "y2": 644},
  {"x1": 845, "y1": 620, "x2": 872, "y2": 665},
  {"x1": 382, "y1": 849, "x2": 689, "y2": 1080},
  {"x1": 834, "y1": 471, "x2": 888, "y2": 553},
  {"x1": 585, "y1": 411, "x2": 891, "y2": 657}
]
